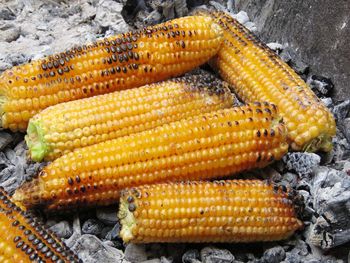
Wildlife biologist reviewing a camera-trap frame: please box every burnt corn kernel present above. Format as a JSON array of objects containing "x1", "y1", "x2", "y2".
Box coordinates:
[
  {"x1": 195, "y1": 9, "x2": 336, "y2": 152},
  {"x1": 13, "y1": 103, "x2": 288, "y2": 211},
  {"x1": 25, "y1": 75, "x2": 237, "y2": 162},
  {"x1": 0, "y1": 187, "x2": 81, "y2": 262},
  {"x1": 118, "y1": 180, "x2": 303, "y2": 243},
  {"x1": 0, "y1": 15, "x2": 223, "y2": 132}
]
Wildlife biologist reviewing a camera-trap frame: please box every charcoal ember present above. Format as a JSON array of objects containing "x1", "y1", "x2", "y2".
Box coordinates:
[
  {"x1": 306, "y1": 75, "x2": 334, "y2": 97},
  {"x1": 96, "y1": 205, "x2": 119, "y2": 225},
  {"x1": 82, "y1": 218, "x2": 105, "y2": 236},
  {"x1": 182, "y1": 249, "x2": 200, "y2": 263},
  {"x1": 283, "y1": 152, "x2": 321, "y2": 176},
  {"x1": 261, "y1": 246, "x2": 286, "y2": 263},
  {"x1": 49, "y1": 220, "x2": 73, "y2": 239},
  {"x1": 124, "y1": 243, "x2": 148, "y2": 262},
  {"x1": 0, "y1": 132, "x2": 13, "y2": 150},
  {"x1": 307, "y1": 167, "x2": 350, "y2": 249},
  {"x1": 71, "y1": 234, "x2": 127, "y2": 263},
  {"x1": 141, "y1": 259, "x2": 161, "y2": 263},
  {"x1": 200, "y1": 247, "x2": 235, "y2": 263}
]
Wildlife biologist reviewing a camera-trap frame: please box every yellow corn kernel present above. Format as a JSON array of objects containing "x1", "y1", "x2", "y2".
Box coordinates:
[
  {"x1": 26, "y1": 74, "x2": 237, "y2": 162},
  {"x1": 0, "y1": 15, "x2": 223, "y2": 131},
  {"x1": 0, "y1": 187, "x2": 80, "y2": 262},
  {"x1": 13, "y1": 102, "x2": 288, "y2": 211},
  {"x1": 118, "y1": 180, "x2": 303, "y2": 243},
  {"x1": 195, "y1": 10, "x2": 336, "y2": 152}
]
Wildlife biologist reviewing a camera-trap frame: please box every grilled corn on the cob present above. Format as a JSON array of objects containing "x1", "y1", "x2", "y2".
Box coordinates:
[
  {"x1": 13, "y1": 103, "x2": 288, "y2": 211},
  {"x1": 195, "y1": 10, "x2": 336, "y2": 152},
  {"x1": 26, "y1": 74, "x2": 237, "y2": 162},
  {"x1": 0, "y1": 187, "x2": 80, "y2": 262},
  {"x1": 0, "y1": 15, "x2": 223, "y2": 131},
  {"x1": 118, "y1": 180, "x2": 303, "y2": 243}
]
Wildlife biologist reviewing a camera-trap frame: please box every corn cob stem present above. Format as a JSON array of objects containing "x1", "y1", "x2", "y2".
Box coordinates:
[
  {"x1": 118, "y1": 180, "x2": 303, "y2": 243},
  {"x1": 13, "y1": 103, "x2": 288, "y2": 211},
  {"x1": 25, "y1": 74, "x2": 237, "y2": 162},
  {"x1": 0, "y1": 15, "x2": 223, "y2": 132},
  {"x1": 195, "y1": 10, "x2": 336, "y2": 152},
  {"x1": 0, "y1": 187, "x2": 80, "y2": 262}
]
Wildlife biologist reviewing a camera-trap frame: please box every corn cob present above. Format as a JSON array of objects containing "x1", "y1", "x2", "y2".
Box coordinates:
[
  {"x1": 194, "y1": 10, "x2": 336, "y2": 152},
  {"x1": 0, "y1": 16, "x2": 223, "y2": 132},
  {"x1": 26, "y1": 74, "x2": 237, "y2": 162},
  {"x1": 13, "y1": 102, "x2": 288, "y2": 211},
  {"x1": 0, "y1": 187, "x2": 80, "y2": 263},
  {"x1": 118, "y1": 180, "x2": 303, "y2": 243}
]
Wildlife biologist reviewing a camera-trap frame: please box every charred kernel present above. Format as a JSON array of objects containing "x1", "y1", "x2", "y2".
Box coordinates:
[
  {"x1": 68, "y1": 178, "x2": 74, "y2": 185},
  {"x1": 75, "y1": 176, "x2": 81, "y2": 183},
  {"x1": 263, "y1": 129, "x2": 268, "y2": 136},
  {"x1": 256, "y1": 130, "x2": 261, "y2": 137},
  {"x1": 13, "y1": 236, "x2": 21, "y2": 242},
  {"x1": 128, "y1": 203, "x2": 136, "y2": 212},
  {"x1": 127, "y1": 196, "x2": 134, "y2": 203}
]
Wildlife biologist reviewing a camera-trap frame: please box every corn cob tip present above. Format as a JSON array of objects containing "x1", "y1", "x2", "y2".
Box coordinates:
[
  {"x1": 11, "y1": 179, "x2": 42, "y2": 209},
  {"x1": 118, "y1": 190, "x2": 137, "y2": 243},
  {"x1": 25, "y1": 119, "x2": 49, "y2": 162},
  {"x1": 300, "y1": 133, "x2": 333, "y2": 153}
]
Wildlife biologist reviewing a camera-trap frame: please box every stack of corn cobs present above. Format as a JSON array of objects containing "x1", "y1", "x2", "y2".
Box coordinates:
[{"x1": 0, "y1": 9, "x2": 336, "y2": 261}]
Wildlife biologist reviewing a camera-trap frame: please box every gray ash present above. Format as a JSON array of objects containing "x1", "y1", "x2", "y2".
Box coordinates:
[{"x1": 0, "y1": 0, "x2": 350, "y2": 262}]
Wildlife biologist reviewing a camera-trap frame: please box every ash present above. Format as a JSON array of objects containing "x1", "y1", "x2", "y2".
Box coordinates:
[{"x1": 0, "y1": 0, "x2": 349, "y2": 262}]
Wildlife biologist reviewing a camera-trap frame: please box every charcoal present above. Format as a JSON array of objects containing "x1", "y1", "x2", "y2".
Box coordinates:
[
  {"x1": 160, "y1": 256, "x2": 173, "y2": 263},
  {"x1": 331, "y1": 134, "x2": 350, "y2": 162},
  {"x1": 96, "y1": 205, "x2": 119, "y2": 225},
  {"x1": 182, "y1": 249, "x2": 200, "y2": 263},
  {"x1": 266, "y1": 42, "x2": 283, "y2": 52},
  {"x1": 341, "y1": 118, "x2": 350, "y2": 142},
  {"x1": 200, "y1": 247, "x2": 235, "y2": 263},
  {"x1": 71, "y1": 234, "x2": 127, "y2": 263},
  {"x1": 298, "y1": 190, "x2": 314, "y2": 220},
  {"x1": 141, "y1": 259, "x2": 161, "y2": 263},
  {"x1": 278, "y1": 172, "x2": 298, "y2": 189},
  {"x1": 95, "y1": 0, "x2": 130, "y2": 33},
  {"x1": 307, "y1": 167, "x2": 350, "y2": 249},
  {"x1": 82, "y1": 219, "x2": 105, "y2": 236},
  {"x1": 49, "y1": 220, "x2": 73, "y2": 239},
  {"x1": 321, "y1": 97, "x2": 334, "y2": 109},
  {"x1": 101, "y1": 226, "x2": 113, "y2": 239},
  {"x1": 104, "y1": 222, "x2": 121, "y2": 240},
  {"x1": 283, "y1": 152, "x2": 321, "y2": 176},
  {"x1": 306, "y1": 75, "x2": 334, "y2": 97},
  {"x1": 261, "y1": 246, "x2": 286, "y2": 263},
  {"x1": 174, "y1": 0, "x2": 188, "y2": 17},
  {"x1": 332, "y1": 100, "x2": 350, "y2": 121},
  {"x1": 0, "y1": 132, "x2": 13, "y2": 150},
  {"x1": 124, "y1": 243, "x2": 148, "y2": 262}
]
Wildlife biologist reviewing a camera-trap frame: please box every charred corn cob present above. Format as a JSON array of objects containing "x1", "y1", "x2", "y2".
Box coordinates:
[
  {"x1": 0, "y1": 16, "x2": 223, "y2": 132},
  {"x1": 195, "y1": 10, "x2": 336, "y2": 152},
  {"x1": 118, "y1": 180, "x2": 303, "y2": 243},
  {"x1": 0, "y1": 187, "x2": 80, "y2": 263},
  {"x1": 13, "y1": 102, "x2": 288, "y2": 211},
  {"x1": 26, "y1": 74, "x2": 237, "y2": 162}
]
